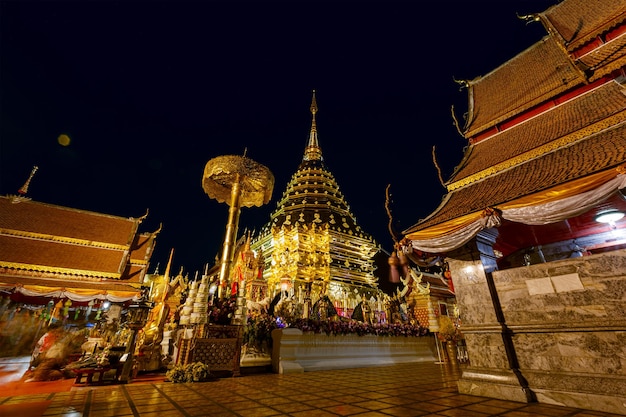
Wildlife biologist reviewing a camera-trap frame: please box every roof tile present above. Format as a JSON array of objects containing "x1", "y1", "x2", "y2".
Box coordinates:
[
  {"x1": 0, "y1": 197, "x2": 138, "y2": 245},
  {"x1": 541, "y1": 0, "x2": 626, "y2": 50},
  {"x1": 464, "y1": 38, "x2": 582, "y2": 137},
  {"x1": 452, "y1": 79, "x2": 626, "y2": 182},
  {"x1": 404, "y1": 123, "x2": 626, "y2": 234}
]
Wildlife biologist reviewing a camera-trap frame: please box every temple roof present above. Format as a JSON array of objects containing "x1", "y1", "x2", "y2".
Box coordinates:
[
  {"x1": 405, "y1": 0, "x2": 626, "y2": 239},
  {"x1": 0, "y1": 196, "x2": 141, "y2": 246},
  {"x1": 450, "y1": 78, "x2": 626, "y2": 186},
  {"x1": 0, "y1": 196, "x2": 158, "y2": 284},
  {"x1": 539, "y1": 0, "x2": 626, "y2": 52},
  {"x1": 405, "y1": 123, "x2": 626, "y2": 233},
  {"x1": 463, "y1": 37, "x2": 582, "y2": 138},
  {"x1": 463, "y1": 1, "x2": 626, "y2": 138}
]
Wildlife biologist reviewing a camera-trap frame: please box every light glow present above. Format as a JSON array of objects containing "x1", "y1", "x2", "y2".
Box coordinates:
[{"x1": 595, "y1": 210, "x2": 624, "y2": 224}]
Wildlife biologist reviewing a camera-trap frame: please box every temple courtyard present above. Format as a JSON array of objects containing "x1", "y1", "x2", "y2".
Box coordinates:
[{"x1": 0, "y1": 357, "x2": 618, "y2": 417}]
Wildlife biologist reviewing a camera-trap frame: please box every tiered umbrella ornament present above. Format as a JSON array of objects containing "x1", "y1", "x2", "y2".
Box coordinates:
[{"x1": 202, "y1": 153, "x2": 274, "y2": 300}]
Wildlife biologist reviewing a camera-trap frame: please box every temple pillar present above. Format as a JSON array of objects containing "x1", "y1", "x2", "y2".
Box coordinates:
[{"x1": 448, "y1": 236, "x2": 535, "y2": 403}]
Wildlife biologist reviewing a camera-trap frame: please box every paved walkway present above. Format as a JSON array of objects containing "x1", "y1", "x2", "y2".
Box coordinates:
[{"x1": 0, "y1": 362, "x2": 619, "y2": 416}]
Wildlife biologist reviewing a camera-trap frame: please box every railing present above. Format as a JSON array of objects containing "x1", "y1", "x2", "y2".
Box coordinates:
[{"x1": 271, "y1": 328, "x2": 437, "y2": 374}]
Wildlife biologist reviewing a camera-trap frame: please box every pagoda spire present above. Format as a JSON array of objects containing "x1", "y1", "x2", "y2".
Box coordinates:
[{"x1": 303, "y1": 90, "x2": 323, "y2": 162}]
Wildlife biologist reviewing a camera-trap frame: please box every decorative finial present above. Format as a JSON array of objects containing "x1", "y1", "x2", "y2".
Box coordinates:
[
  {"x1": 310, "y1": 90, "x2": 318, "y2": 117},
  {"x1": 303, "y1": 90, "x2": 323, "y2": 162},
  {"x1": 18, "y1": 166, "x2": 38, "y2": 196},
  {"x1": 431, "y1": 146, "x2": 446, "y2": 188},
  {"x1": 516, "y1": 12, "x2": 541, "y2": 25},
  {"x1": 164, "y1": 248, "x2": 174, "y2": 280},
  {"x1": 138, "y1": 208, "x2": 149, "y2": 222},
  {"x1": 452, "y1": 77, "x2": 470, "y2": 91}
]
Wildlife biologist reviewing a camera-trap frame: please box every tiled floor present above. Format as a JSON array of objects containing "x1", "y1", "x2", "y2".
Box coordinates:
[{"x1": 0, "y1": 362, "x2": 621, "y2": 416}]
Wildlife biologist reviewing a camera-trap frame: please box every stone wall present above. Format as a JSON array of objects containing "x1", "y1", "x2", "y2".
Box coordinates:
[{"x1": 452, "y1": 249, "x2": 626, "y2": 415}]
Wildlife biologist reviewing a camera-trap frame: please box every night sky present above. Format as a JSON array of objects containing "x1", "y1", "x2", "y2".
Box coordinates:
[{"x1": 0, "y1": 1, "x2": 556, "y2": 277}]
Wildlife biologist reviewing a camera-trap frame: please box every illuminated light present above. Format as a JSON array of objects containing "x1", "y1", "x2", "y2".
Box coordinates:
[
  {"x1": 57, "y1": 134, "x2": 71, "y2": 146},
  {"x1": 595, "y1": 210, "x2": 624, "y2": 223},
  {"x1": 595, "y1": 210, "x2": 624, "y2": 229}
]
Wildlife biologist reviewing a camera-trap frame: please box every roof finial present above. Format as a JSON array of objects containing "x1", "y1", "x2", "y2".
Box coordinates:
[
  {"x1": 303, "y1": 90, "x2": 323, "y2": 162},
  {"x1": 310, "y1": 89, "x2": 318, "y2": 121},
  {"x1": 18, "y1": 166, "x2": 38, "y2": 196}
]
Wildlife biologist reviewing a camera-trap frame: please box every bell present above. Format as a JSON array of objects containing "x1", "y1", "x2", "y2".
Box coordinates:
[
  {"x1": 397, "y1": 250, "x2": 410, "y2": 279},
  {"x1": 388, "y1": 251, "x2": 401, "y2": 283}
]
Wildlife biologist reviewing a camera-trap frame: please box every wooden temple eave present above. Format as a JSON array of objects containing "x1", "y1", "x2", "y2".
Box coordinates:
[
  {"x1": 0, "y1": 273, "x2": 142, "y2": 295},
  {"x1": 0, "y1": 264, "x2": 121, "y2": 280},
  {"x1": 128, "y1": 258, "x2": 149, "y2": 266}
]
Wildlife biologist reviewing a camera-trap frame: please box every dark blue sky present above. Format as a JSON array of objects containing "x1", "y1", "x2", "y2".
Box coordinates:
[{"x1": 0, "y1": 1, "x2": 555, "y2": 276}]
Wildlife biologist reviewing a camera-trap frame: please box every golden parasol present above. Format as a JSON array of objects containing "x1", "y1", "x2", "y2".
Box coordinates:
[{"x1": 202, "y1": 153, "x2": 274, "y2": 297}]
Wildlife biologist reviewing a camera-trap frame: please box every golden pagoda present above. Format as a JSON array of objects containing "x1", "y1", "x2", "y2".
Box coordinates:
[{"x1": 251, "y1": 91, "x2": 383, "y2": 318}]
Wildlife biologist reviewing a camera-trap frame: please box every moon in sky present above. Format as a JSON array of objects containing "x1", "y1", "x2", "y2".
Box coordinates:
[{"x1": 57, "y1": 134, "x2": 71, "y2": 146}]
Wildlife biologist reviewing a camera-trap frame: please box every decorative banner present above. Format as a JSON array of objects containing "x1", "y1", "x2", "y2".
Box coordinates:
[{"x1": 1, "y1": 284, "x2": 141, "y2": 303}]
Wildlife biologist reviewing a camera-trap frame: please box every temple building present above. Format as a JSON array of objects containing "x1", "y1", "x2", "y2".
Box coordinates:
[
  {"x1": 251, "y1": 92, "x2": 385, "y2": 319},
  {"x1": 0, "y1": 190, "x2": 159, "y2": 357},
  {"x1": 402, "y1": 0, "x2": 626, "y2": 414}
]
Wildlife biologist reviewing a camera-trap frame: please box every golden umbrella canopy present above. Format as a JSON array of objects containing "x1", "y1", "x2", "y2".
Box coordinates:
[
  {"x1": 202, "y1": 154, "x2": 274, "y2": 299},
  {"x1": 202, "y1": 155, "x2": 274, "y2": 208}
]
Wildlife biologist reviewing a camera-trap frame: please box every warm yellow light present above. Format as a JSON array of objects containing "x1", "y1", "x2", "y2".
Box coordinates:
[{"x1": 57, "y1": 134, "x2": 71, "y2": 146}]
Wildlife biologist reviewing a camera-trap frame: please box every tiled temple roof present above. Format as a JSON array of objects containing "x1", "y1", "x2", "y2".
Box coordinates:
[
  {"x1": 464, "y1": 0, "x2": 626, "y2": 139},
  {"x1": 539, "y1": 0, "x2": 626, "y2": 81},
  {"x1": 540, "y1": 0, "x2": 626, "y2": 51},
  {"x1": 450, "y1": 78, "x2": 626, "y2": 185},
  {"x1": 405, "y1": 0, "x2": 626, "y2": 237},
  {"x1": 463, "y1": 37, "x2": 582, "y2": 138},
  {"x1": 0, "y1": 235, "x2": 127, "y2": 276},
  {"x1": 405, "y1": 122, "x2": 626, "y2": 233},
  {"x1": 0, "y1": 196, "x2": 157, "y2": 283},
  {"x1": 0, "y1": 197, "x2": 139, "y2": 245}
]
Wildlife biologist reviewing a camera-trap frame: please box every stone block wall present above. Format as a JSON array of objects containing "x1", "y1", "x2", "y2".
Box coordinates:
[{"x1": 452, "y1": 249, "x2": 626, "y2": 415}]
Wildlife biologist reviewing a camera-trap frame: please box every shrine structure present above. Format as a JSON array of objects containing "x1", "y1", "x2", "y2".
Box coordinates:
[
  {"x1": 403, "y1": 0, "x2": 626, "y2": 414},
  {"x1": 251, "y1": 92, "x2": 387, "y2": 321}
]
